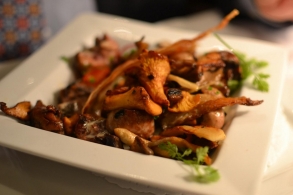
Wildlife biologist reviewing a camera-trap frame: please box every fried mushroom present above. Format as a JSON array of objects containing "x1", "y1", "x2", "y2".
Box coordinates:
[
  {"x1": 161, "y1": 125, "x2": 226, "y2": 142},
  {"x1": 73, "y1": 114, "x2": 123, "y2": 148},
  {"x1": 138, "y1": 50, "x2": 170, "y2": 106},
  {"x1": 168, "y1": 91, "x2": 201, "y2": 112},
  {"x1": 103, "y1": 86, "x2": 162, "y2": 116},
  {"x1": 29, "y1": 100, "x2": 64, "y2": 134},
  {"x1": 159, "y1": 96, "x2": 263, "y2": 129},
  {"x1": 0, "y1": 101, "x2": 31, "y2": 121},
  {"x1": 193, "y1": 96, "x2": 263, "y2": 118},
  {"x1": 165, "y1": 88, "x2": 183, "y2": 107}
]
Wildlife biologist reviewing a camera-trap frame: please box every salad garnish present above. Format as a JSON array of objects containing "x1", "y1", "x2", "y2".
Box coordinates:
[
  {"x1": 214, "y1": 33, "x2": 270, "y2": 92},
  {"x1": 159, "y1": 142, "x2": 220, "y2": 183}
]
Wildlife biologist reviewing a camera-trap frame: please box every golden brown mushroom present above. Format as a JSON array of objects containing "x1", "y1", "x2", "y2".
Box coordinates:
[
  {"x1": 103, "y1": 86, "x2": 162, "y2": 116},
  {"x1": 168, "y1": 91, "x2": 201, "y2": 112},
  {"x1": 193, "y1": 96, "x2": 264, "y2": 118},
  {"x1": 160, "y1": 96, "x2": 263, "y2": 129},
  {"x1": 138, "y1": 50, "x2": 170, "y2": 106},
  {"x1": 161, "y1": 125, "x2": 226, "y2": 142},
  {"x1": 0, "y1": 101, "x2": 31, "y2": 121}
]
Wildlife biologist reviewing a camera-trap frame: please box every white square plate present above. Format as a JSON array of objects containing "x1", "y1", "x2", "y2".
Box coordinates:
[{"x1": 0, "y1": 13, "x2": 287, "y2": 195}]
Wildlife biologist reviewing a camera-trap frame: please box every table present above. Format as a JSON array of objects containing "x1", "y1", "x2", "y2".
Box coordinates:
[{"x1": 0, "y1": 10, "x2": 293, "y2": 195}]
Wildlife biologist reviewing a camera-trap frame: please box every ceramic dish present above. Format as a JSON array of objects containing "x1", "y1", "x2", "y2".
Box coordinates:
[{"x1": 0, "y1": 13, "x2": 287, "y2": 195}]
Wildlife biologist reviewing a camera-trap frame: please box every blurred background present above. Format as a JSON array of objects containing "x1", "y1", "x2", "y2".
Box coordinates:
[{"x1": 3, "y1": 0, "x2": 282, "y2": 62}]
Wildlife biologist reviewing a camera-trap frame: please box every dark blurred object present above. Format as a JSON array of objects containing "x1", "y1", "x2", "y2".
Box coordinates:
[
  {"x1": 0, "y1": 0, "x2": 45, "y2": 61},
  {"x1": 96, "y1": 0, "x2": 215, "y2": 22},
  {"x1": 97, "y1": 0, "x2": 292, "y2": 28}
]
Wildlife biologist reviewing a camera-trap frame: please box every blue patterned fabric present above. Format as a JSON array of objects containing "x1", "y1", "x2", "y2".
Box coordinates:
[{"x1": 0, "y1": 0, "x2": 45, "y2": 61}]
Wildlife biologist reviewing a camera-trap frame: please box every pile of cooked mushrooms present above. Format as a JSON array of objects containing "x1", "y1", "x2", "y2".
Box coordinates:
[{"x1": 0, "y1": 9, "x2": 263, "y2": 165}]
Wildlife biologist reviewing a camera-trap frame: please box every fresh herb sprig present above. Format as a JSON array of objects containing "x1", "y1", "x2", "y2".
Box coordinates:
[
  {"x1": 60, "y1": 56, "x2": 71, "y2": 63},
  {"x1": 214, "y1": 33, "x2": 270, "y2": 92},
  {"x1": 158, "y1": 142, "x2": 220, "y2": 183}
]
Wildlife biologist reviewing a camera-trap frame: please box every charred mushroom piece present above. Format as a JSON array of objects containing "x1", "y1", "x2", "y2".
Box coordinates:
[
  {"x1": 29, "y1": 100, "x2": 64, "y2": 134},
  {"x1": 58, "y1": 80, "x2": 93, "y2": 104},
  {"x1": 168, "y1": 52, "x2": 202, "y2": 82},
  {"x1": 73, "y1": 114, "x2": 123, "y2": 148},
  {"x1": 194, "y1": 51, "x2": 242, "y2": 97},
  {"x1": 165, "y1": 88, "x2": 183, "y2": 107},
  {"x1": 138, "y1": 50, "x2": 170, "y2": 106},
  {"x1": 219, "y1": 51, "x2": 242, "y2": 81},
  {"x1": 95, "y1": 131, "x2": 123, "y2": 148},
  {"x1": 58, "y1": 100, "x2": 84, "y2": 117},
  {"x1": 103, "y1": 86, "x2": 162, "y2": 116},
  {"x1": 196, "y1": 52, "x2": 226, "y2": 69},
  {"x1": 0, "y1": 101, "x2": 31, "y2": 121},
  {"x1": 106, "y1": 109, "x2": 154, "y2": 139},
  {"x1": 74, "y1": 114, "x2": 104, "y2": 141},
  {"x1": 196, "y1": 67, "x2": 227, "y2": 94}
]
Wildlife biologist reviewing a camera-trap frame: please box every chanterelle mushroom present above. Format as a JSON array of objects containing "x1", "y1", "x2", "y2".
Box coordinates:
[
  {"x1": 161, "y1": 125, "x2": 226, "y2": 142},
  {"x1": 0, "y1": 101, "x2": 31, "y2": 121},
  {"x1": 103, "y1": 86, "x2": 162, "y2": 116},
  {"x1": 138, "y1": 50, "x2": 170, "y2": 106},
  {"x1": 168, "y1": 91, "x2": 201, "y2": 112}
]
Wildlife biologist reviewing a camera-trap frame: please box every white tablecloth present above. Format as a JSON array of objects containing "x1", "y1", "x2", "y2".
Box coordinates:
[{"x1": 0, "y1": 10, "x2": 293, "y2": 195}]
